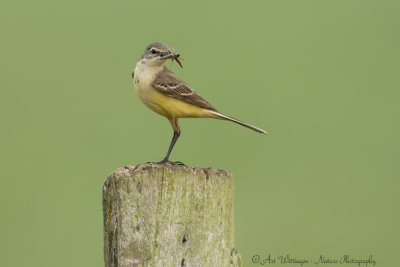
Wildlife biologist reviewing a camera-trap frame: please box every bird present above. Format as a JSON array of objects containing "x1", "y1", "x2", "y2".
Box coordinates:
[{"x1": 132, "y1": 42, "x2": 266, "y2": 164}]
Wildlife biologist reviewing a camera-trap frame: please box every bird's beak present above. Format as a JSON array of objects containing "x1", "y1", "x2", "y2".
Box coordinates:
[{"x1": 159, "y1": 51, "x2": 183, "y2": 68}]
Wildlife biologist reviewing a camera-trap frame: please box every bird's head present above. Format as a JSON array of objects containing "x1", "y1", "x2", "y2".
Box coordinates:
[{"x1": 139, "y1": 42, "x2": 182, "y2": 68}]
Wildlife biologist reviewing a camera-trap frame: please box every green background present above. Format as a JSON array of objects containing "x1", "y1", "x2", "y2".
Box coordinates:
[{"x1": 1, "y1": 0, "x2": 399, "y2": 266}]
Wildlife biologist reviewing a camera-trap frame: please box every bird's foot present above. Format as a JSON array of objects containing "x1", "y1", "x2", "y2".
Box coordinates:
[
  {"x1": 171, "y1": 160, "x2": 185, "y2": 166},
  {"x1": 153, "y1": 159, "x2": 186, "y2": 166}
]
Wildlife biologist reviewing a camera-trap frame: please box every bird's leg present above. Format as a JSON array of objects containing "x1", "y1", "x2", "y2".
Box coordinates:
[
  {"x1": 158, "y1": 130, "x2": 180, "y2": 164},
  {"x1": 156, "y1": 119, "x2": 185, "y2": 165}
]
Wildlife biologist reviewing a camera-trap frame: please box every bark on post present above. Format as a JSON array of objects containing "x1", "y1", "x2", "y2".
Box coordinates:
[{"x1": 103, "y1": 163, "x2": 241, "y2": 267}]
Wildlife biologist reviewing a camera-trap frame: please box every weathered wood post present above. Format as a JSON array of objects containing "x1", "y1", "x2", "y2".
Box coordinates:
[{"x1": 103, "y1": 163, "x2": 241, "y2": 267}]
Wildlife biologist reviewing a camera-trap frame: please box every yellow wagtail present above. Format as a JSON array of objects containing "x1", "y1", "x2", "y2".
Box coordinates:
[{"x1": 132, "y1": 42, "x2": 267, "y2": 164}]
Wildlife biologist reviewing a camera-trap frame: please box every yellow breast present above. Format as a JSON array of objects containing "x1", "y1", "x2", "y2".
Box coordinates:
[
  {"x1": 134, "y1": 62, "x2": 215, "y2": 120},
  {"x1": 137, "y1": 88, "x2": 212, "y2": 119}
]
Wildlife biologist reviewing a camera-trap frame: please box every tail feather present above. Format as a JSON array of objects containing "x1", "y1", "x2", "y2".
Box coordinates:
[{"x1": 210, "y1": 111, "x2": 267, "y2": 134}]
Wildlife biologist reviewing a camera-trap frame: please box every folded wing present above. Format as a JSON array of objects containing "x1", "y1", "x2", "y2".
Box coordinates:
[{"x1": 152, "y1": 67, "x2": 218, "y2": 112}]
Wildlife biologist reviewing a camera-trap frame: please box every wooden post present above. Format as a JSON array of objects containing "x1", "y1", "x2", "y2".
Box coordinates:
[{"x1": 103, "y1": 163, "x2": 241, "y2": 267}]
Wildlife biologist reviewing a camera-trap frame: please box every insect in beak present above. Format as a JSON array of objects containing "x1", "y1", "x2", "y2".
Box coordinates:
[
  {"x1": 159, "y1": 49, "x2": 183, "y2": 68},
  {"x1": 172, "y1": 53, "x2": 183, "y2": 68},
  {"x1": 169, "y1": 43, "x2": 183, "y2": 68}
]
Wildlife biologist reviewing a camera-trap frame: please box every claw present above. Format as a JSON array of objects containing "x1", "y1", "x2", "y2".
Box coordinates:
[
  {"x1": 172, "y1": 161, "x2": 185, "y2": 166},
  {"x1": 153, "y1": 159, "x2": 185, "y2": 166}
]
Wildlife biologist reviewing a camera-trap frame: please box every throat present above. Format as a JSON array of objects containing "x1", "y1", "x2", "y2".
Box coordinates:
[
  {"x1": 135, "y1": 61, "x2": 163, "y2": 83},
  {"x1": 134, "y1": 62, "x2": 163, "y2": 95}
]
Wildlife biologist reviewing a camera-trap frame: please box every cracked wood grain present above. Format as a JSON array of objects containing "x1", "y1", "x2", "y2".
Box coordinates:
[{"x1": 103, "y1": 163, "x2": 241, "y2": 267}]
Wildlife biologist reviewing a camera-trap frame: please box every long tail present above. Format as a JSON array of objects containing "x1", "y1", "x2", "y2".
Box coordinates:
[{"x1": 210, "y1": 111, "x2": 267, "y2": 134}]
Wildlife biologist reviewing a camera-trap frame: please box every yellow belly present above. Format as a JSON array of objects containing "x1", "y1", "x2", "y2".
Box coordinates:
[{"x1": 136, "y1": 88, "x2": 214, "y2": 119}]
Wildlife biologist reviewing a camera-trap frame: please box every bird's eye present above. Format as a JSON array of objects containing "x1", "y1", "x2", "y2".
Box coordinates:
[{"x1": 151, "y1": 49, "x2": 157, "y2": 54}]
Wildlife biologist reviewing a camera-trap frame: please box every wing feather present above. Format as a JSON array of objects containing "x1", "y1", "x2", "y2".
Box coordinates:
[{"x1": 152, "y1": 67, "x2": 217, "y2": 112}]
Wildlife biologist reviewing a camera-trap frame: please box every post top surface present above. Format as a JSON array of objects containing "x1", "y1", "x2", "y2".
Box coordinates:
[{"x1": 108, "y1": 163, "x2": 233, "y2": 181}]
